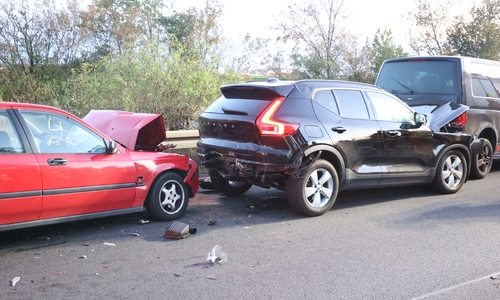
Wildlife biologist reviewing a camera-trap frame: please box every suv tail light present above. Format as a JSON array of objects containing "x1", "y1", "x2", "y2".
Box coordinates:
[
  {"x1": 450, "y1": 112, "x2": 467, "y2": 127},
  {"x1": 256, "y1": 97, "x2": 299, "y2": 135}
]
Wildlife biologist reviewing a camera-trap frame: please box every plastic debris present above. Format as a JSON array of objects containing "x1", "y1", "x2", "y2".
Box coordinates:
[
  {"x1": 208, "y1": 219, "x2": 217, "y2": 226},
  {"x1": 129, "y1": 233, "x2": 140, "y2": 237},
  {"x1": 103, "y1": 242, "x2": 115, "y2": 246},
  {"x1": 10, "y1": 277, "x2": 20, "y2": 287},
  {"x1": 79, "y1": 255, "x2": 87, "y2": 259},
  {"x1": 207, "y1": 245, "x2": 227, "y2": 264},
  {"x1": 138, "y1": 219, "x2": 150, "y2": 225}
]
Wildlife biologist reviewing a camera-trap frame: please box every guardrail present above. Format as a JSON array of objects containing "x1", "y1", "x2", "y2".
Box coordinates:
[{"x1": 163, "y1": 130, "x2": 200, "y2": 149}]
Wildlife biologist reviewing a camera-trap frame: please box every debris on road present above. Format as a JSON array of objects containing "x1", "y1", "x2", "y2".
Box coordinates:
[
  {"x1": 207, "y1": 245, "x2": 227, "y2": 264},
  {"x1": 10, "y1": 277, "x2": 20, "y2": 287},
  {"x1": 138, "y1": 219, "x2": 150, "y2": 225},
  {"x1": 79, "y1": 255, "x2": 87, "y2": 259},
  {"x1": 199, "y1": 177, "x2": 215, "y2": 190},
  {"x1": 208, "y1": 219, "x2": 217, "y2": 226},
  {"x1": 129, "y1": 233, "x2": 140, "y2": 237},
  {"x1": 165, "y1": 221, "x2": 191, "y2": 240},
  {"x1": 103, "y1": 242, "x2": 116, "y2": 246}
]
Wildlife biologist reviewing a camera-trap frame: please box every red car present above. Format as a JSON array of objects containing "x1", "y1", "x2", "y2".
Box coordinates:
[{"x1": 0, "y1": 102, "x2": 199, "y2": 231}]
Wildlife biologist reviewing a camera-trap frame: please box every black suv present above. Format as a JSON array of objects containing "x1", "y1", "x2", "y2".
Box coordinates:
[{"x1": 196, "y1": 79, "x2": 477, "y2": 217}]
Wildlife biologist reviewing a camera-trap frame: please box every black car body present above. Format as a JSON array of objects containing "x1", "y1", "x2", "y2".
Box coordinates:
[{"x1": 197, "y1": 79, "x2": 480, "y2": 217}]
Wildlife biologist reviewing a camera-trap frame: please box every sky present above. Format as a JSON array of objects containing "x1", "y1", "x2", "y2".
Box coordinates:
[{"x1": 172, "y1": 0, "x2": 477, "y2": 51}]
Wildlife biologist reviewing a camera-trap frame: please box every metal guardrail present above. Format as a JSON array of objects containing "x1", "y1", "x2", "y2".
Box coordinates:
[{"x1": 163, "y1": 130, "x2": 200, "y2": 149}]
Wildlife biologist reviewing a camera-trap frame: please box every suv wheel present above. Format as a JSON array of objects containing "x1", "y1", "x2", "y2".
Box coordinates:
[
  {"x1": 470, "y1": 138, "x2": 493, "y2": 179},
  {"x1": 209, "y1": 171, "x2": 252, "y2": 196},
  {"x1": 432, "y1": 150, "x2": 467, "y2": 193},
  {"x1": 287, "y1": 159, "x2": 339, "y2": 217}
]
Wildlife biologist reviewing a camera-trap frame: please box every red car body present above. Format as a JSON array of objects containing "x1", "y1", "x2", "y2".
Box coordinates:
[{"x1": 0, "y1": 102, "x2": 199, "y2": 231}]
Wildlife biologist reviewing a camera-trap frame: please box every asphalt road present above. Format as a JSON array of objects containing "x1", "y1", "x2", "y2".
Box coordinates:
[{"x1": 1, "y1": 164, "x2": 500, "y2": 299}]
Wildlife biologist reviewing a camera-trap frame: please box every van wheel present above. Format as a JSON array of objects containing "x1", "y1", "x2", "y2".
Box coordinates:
[
  {"x1": 432, "y1": 150, "x2": 467, "y2": 193},
  {"x1": 209, "y1": 171, "x2": 252, "y2": 196},
  {"x1": 286, "y1": 159, "x2": 339, "y2": 217},
  {"x1": 470, "y1": 138, "x2": 493, "y2": 179}
]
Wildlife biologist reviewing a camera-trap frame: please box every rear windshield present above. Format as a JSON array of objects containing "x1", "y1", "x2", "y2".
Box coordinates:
[{"x1": 376, "y1": 59, "x2": 459, "y2": 96}]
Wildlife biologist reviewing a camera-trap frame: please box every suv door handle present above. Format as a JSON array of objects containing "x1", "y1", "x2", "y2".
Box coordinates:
[
  {"x1": 332, "y1": 126, "x2": 346, "y2": 133},
  {"x1": 47, "y1": 158, "x2": 68, "y2": 166},
  {"x1": 385, "y1": 130, "x2": 402, "y2": 137}
]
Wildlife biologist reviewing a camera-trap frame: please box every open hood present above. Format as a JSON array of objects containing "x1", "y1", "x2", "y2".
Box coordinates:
[
  {"x1": 409, "y1": 102, "x2": 469, "y2": 132},
  {"x1": 83, "y1": 110, "x2": 166, "y2": 151}
]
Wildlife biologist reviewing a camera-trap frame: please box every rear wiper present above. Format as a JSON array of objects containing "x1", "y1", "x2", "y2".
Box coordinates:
[
  {"x1": 221, "y1": 107, "x2": 248, "y2": 115},
  {"x1": 391, "y1": 77, "x2": 414, "y2": 94}
]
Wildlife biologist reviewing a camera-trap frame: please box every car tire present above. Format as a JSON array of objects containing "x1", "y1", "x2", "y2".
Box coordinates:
[
  {"x1": 470, "y1": 138, "x2": 493, "y2": 179},
  {"x1": 145, "y1": 172, "x2": 188, "y2": 221},
  {"x1": 286, "y1": 159, "x2": 339, "y2": 217},
  {"x1": 209, "y1": 171, "x2": 252, "y2": 196},
  {"x1": 432, "y1": 150, "x2": 467, "y2": 194}
]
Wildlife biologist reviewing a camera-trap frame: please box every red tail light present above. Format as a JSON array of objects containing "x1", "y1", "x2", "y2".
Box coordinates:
[
  {"x1": 256, "y1": 97, "x2": 299, "y2": 135},
  {"x1": 450, "y1": 112, "x2": 467, "y2": 127}
]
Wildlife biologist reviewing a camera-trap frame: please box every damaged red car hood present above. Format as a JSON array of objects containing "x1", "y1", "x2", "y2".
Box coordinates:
[{"x1": 83, "y1": 110, "x2": 166, "y2": 151}]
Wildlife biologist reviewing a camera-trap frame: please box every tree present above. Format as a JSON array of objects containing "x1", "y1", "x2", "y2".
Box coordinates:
[
  {"x1": 405, "y1": 0, "x2": 457, "y2": 55},
  {"x1": 66, "y1": 40, "x2": 242, "y2": 129},
  {"x1": 158, "y1": 11, "x2": 196, "y2": 48},
  {"x1": 341, "y1": 36, "x2": 375, "y2": 84},
  {"x1": 0, "y1": 0, "x2": 84, "y2": 105},
  {"x1": 370, "y1": 29, "x2": 408, "y2": 76},
  {"x1": 225, "y1": 34, "x2": 272, "y2": 75},
  {"x1": 274, "y1": 0, "x2": 349, "y2": 79},
  {"x1": 447, "y1": 0, "x2": 500, "y2": 59},
  {"x1": 80, "y1": 0, "x2": 160, "y2": 58}
]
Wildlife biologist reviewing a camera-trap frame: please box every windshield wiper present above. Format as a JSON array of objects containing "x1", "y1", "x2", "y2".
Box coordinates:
[{"x1": 391, "y1": 77, "x2": 414, "y2": 94}]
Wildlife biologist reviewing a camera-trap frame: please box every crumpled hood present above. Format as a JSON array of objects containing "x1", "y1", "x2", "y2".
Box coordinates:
[
  {"x1": 409, "y1": 102, "x2": 469, "y2": 132},
  {"x1": 83, "y1": 110, "x2": 166, "y2": 151}
]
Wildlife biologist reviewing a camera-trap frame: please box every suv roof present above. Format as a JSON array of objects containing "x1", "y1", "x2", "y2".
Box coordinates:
[{"x1": 222, "y1": 79, "x2": 386, "y2": 99}]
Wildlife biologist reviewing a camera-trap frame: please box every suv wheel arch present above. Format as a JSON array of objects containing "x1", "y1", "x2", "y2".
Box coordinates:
[{"x1": 298, "y1": 145, "x2": 345, "y2": 185}]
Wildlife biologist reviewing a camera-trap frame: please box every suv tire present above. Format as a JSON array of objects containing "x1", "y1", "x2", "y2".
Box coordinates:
[
  {"x1": 287, "y1": 159, "x2": 339, "y2": 216},
  {"x1": 209, "y1": 171, "x2": 252, "y2": 196},
  {"x1": 432, "y1": 150, "x2": 467, "y2": 193}
]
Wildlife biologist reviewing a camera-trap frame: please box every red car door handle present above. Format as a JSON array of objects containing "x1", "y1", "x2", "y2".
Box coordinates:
[{"x1": 47, "y1": 158, "x2": 68, "y2": 166}]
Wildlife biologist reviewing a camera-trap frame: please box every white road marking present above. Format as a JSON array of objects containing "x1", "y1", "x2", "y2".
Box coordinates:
[{"x1": 412, "y1": 272, "x2": 500, "y2": 299}]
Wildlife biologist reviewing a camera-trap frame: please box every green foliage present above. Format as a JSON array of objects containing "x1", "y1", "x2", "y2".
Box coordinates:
[
  {"x1": 65, "y1": 41, "x2": 242, "y2": 129},
  {"x1": 407, "y1": 0, "x2": 455, "y2": 55},
  {"x1": 158, "y1": 11, "x2": 196, "y2": 46},
  {"x1": 446, "y1": 0, "x2": 500, "y2": 59},
  {"x1": 371, "y1": 29, "x2": 408, "y2": 75}
]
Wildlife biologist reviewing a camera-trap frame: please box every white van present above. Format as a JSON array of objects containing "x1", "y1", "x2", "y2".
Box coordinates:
[{"x1": 376, "y1": 56, "x2": 500, "y2": 178}]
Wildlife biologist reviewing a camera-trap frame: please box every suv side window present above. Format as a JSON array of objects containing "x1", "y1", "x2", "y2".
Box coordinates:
[
  {"x1": 0, "y1": 110, "x2": 24, "y2": 154},
  {"x1": 312, "y1": 89, "x2": 339, "y2": 114},
  {"x1": 333, "y1": 90, "x2": 369, "y2": 119},
  {"x1": 368, "y1": 92, "x2": 414, "y2": 123}
]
